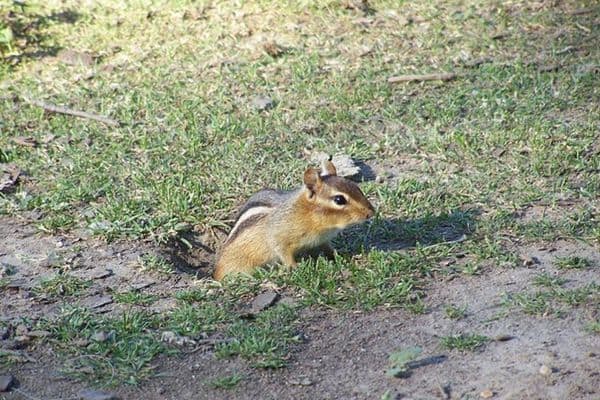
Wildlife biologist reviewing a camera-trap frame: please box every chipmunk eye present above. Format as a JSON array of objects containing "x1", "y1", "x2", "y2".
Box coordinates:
[{"x1": 333, "y1": 195, "x2": 347, "y2": 206}]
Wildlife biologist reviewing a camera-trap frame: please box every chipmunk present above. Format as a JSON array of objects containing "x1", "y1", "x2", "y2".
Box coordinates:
[{"x1": 213, "y1": 159, "x2": 375, "y2": 280}]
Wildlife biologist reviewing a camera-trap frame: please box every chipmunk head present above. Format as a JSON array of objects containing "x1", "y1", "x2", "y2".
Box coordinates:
[{"x1": 302, "y1": 159, "x2": 375, "y2": 230}]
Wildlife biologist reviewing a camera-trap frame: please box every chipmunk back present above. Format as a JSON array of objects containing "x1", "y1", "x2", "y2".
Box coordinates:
[{"x1": 213, "y1": 160, "x2": 374, "y2": 280}]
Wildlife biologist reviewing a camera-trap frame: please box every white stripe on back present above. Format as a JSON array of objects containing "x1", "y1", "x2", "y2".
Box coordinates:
[{"x1": 227, "y1": 206, "x2": 272, "y2": 240}]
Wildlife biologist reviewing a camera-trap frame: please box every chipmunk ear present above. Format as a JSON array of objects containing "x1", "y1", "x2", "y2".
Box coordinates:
[
  {"x1": 303, "y1": 167, "x2": 322, "y2": 195},
  {"x1": 321, "y1": 159, "x2": 337, "y2": 177}
]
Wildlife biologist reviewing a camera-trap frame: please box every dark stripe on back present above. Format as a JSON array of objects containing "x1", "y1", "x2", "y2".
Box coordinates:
[
  {"x1": 235, "y1": 201, "x2": 272, "y2": 222},
  {"x1": 225, "y1": 213, "x2": 267, "y2": 245}
]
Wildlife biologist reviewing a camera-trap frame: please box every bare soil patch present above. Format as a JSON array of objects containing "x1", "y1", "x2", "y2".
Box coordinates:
[{"x1": 2, "y1": 216, "x2": 598, "y2": 400}]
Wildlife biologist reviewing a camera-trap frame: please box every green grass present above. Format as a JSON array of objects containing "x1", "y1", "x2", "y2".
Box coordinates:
[
  {"x1": 35, "y1": 295, "x2": 299, "y2": 385},
  {"x1": 207, "y1": 374, "x2": 243, "y2": 390},
  {"x1": 555, "y1": 256, "x2": 593, "y2": 270},
  {"x1": 137, "y1": 254, "x2": 175, "y2": 275},
  {"x1": 586, "y1": 320, "x2": 600, "y2": 335},
  {"x1": 39, "y1": 307, "x2": 165, "y2": 386},
  {"x1": 250, "y1": 252, "x2": 425, "y2": 312},
  {"x1": 215, "y1": 305, "x2": 300, "y2": 369},
  {"x1": 1, "y1": 0, "x2": 599, "y2": 389},
  {"x1": 504, "y1": 291, "x2": 556, "y2": 317},
  {"x1": 533, "y1": 273, "x2": 567, "y2": 288},
  {"x1": 1, "y1": 0, "x2": 597, "y2": 248},
  {"x1": 444, "y1": 304, "x2": 468, "y2": 320},
  {"x1": 440, "y1": 333, "x2": 489, "y2": 351},
  {"x1": 34, "y1": 273, "x2": 91, "y2": 298},
  {"x1": 504, "y1": 283, "x2": 599, "y2": 317}
]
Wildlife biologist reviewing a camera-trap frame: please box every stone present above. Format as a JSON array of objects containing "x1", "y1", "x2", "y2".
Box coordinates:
[
  {"x1": 539, "y1": 365, "x2": 552, "y2": 375},
  {"x1": 310, "y1": 152, "x2": 362, "y2": 178},
  {"x1": 82, "y1": 295, "x2": 113, "y2": 309},
  {"x1": 91, "y1": 331, "x2": 109, "y2": 342},
  {"x1": 251, "y1": 290, "x2": 279, "y2": 313},
  {"x1": 480, "y1": 389, "x2": 494, "y2": 398},
  {"x1": 0, "y1": 374, "x2": 15, "y2": 392},
  {"x1": 493, "y1": 334, "x2": 514, "y2": 342},
  {"x1": 91, "y1": 269, "x2": 113, "y2": 280},
  {"x1": 251, "y1": 95, "x2": 274, "y2": 111},
  {"x1": 131, "y1": 281, "x2": 155, "y2": 290}
]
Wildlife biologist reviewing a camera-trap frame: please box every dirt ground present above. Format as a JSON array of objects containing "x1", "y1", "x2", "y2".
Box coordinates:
[{"x1": 1, "y1": 215, "x2": 598, "y2": 400}]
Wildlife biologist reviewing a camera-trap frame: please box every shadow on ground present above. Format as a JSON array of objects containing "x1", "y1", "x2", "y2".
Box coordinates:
[
  {"x1": 339, "y1": 208, "x2": 481, "y2": 253},
  {"x1": 2, "y1": 7, "x2": 82, "y2": 66}
]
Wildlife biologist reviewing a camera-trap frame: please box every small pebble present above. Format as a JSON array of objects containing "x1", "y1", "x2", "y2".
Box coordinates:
[
  {"x1": 251, "y1": 290, "x2": 279, "y2": 313},
  {"x1": 78, "y1": 389, "x2": 120, "y2": 400},
  {"x1": 480, "y1": 389, "x2": 494, "y2": 398},
  {"x1": 91, "y1": 331, "x2": 109, "y2": 342},
  {"x1": 493, "y1": 334, "x2": 514, "y2": 342},
  {"x1": 539, "y1": 365, "x2": 552, "y2": 375},
  {"x1": 251, "y1": 95, "x2": 274, "y2": 111}
]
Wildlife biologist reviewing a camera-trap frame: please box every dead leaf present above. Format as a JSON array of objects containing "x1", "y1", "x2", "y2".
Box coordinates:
[
  {"x1": 12, "y1": 136, "x2": 37, "y2": 147},
  {"x1": 57, "y1": 49, "x2": 95, "y2": 66},
  {"x1": 263, "y1": 41, "x2": 285, "y2": 57}
]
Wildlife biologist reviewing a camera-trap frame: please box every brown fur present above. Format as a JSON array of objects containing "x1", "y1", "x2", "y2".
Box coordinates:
[{"x1": 213, "y1": 163, "x2": 375, "y2": 280}]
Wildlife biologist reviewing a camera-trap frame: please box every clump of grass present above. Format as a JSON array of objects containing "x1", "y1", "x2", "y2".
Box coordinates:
[
  {"x1": 555, "y1": 256, "x2": 592, "y2": 270},
  {"x1": 503, "y1": 292, "x2": 554, "y2": 317},
  {"x1": 40, "y1": 307, "x2": 164, "y2": 386},
  {"x1": 137, "y1": 254, "x2": 175, "y2": 275},
  {"x1": 553, "y1": 284, "x2": 598, "y2": 307},
  {"x1": 585, "y1": 320, "x2": 600, "y2": 335},
  {"x1": 461, "y1": 263, "x2": 481, "y2": 276},
  {"x1": 444, "y1": 304, "x2": 468, "y2": 320},
  {"x1": 167, "y1": 302, "x2": 232, "y2": 337},
  {"x1": 34, "y1": 274, "x2": 91, "y2": 298},
  {"x1": 175, "y1": 287, "x2": 211, "y2": 303},
  {"x1": 533, "y1": 273, "x2": 567, "y2": 288},
  {"x1": 440, "y1": 333, "x2": 489, "y2": 351},
  {"x1": 504, "y1": 283, "x2": 598, "y2": 317},
  {"x1": 215, "y1": 305, "x2": 299, "y2": 369},
  {"x1": 256, "y1": 251, "x2": 425, "y2": 312},
  {"x1": 207, "y1": 374, "x2": 243, "y2": 389}
]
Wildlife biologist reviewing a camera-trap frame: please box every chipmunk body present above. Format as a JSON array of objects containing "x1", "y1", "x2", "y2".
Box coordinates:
[{"x1": 213, "y1": 160, "x2": 375, "y2": 280}]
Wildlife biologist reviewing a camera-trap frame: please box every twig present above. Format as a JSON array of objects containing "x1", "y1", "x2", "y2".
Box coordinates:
[
  {"x1": 568, "y1": 7, "x2": 597, "y2": 15},
  {"x1": 22, "y1": 97, "x2": 122, "y2": 127},
  {"x1": 388, "y1": 72, "x2": 460, "y2": 83}
]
